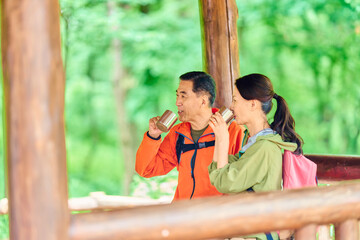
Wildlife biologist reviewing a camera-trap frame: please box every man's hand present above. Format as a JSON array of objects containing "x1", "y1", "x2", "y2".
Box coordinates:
[{"x1": 148, "y1": 116, "x2": 162, "y2": 139}]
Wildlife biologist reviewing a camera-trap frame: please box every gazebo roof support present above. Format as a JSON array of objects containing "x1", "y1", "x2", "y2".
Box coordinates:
[
  {"x1": 1, "y1": 0, "x2": 69, "y2": 239},
  {"x1": 199, "y1": 0, "x2": 240, "y2": 108}
]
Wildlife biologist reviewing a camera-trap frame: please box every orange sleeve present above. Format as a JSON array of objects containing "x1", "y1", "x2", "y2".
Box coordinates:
[
  {"x1": 135, "y1": 131, "x2": 178, "y2": 178},
  {"x1": 228, "y1": 122, "x2": 246, "y2": 155}
]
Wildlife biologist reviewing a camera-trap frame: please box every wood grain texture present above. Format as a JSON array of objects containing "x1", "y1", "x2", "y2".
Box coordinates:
[
  {"x1": 1, "y1": 0, "x2": 69, "y2": 239},
  {"x1": 199, "y1": 0, "x2": 240, "y2": 108},
  {"x1": 295, "y1": 224, "x2": 317, "y2": 240},
  {"x1": 69, "y1": 182, "x2": 360, "y2": 240},
  {"x1": 306, "y1": 155, "x2": 360, "y2": 180},
  {"x1": 335, "y1": 219, "x2": 359, "y2": 240}
]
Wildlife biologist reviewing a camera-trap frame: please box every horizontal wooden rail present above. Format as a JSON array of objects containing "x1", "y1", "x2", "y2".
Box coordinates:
[
  {"x1": 68, "y1": 192, "x2": 171, "y2": 212},
  {"x1": 1, "y1": 155, "x2": 358, "y2": 216},
  {"x1": 0, "y1": 192, "x2": 170, "y2": 216},
  {"x1": 69, "y1": 181, "x2": 360, "y2": 240},
  {"x1": 306, "y1": 154, "x2": 360, "y2": 180}
]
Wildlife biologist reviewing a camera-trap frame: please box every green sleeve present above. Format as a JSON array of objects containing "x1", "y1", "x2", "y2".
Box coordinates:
[
  {"x1": 208, "y1": 153, "x2": 239, "y2": 172},
  {"x1": 208, "y1": 145, "x2": 270, "y2": 194}
]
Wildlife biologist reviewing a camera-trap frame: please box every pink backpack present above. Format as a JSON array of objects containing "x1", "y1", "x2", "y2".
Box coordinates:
[{"x1": 282, "y1": 150, "x2": 317, "y2": 189}]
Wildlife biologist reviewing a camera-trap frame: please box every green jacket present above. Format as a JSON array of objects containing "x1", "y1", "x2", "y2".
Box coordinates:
[
  {"x1": 208, "y1": 134, "x2": 297, "y2": 240},
  {"x1": 208, "y1": 134, "x2": 297, "y2": 193}
]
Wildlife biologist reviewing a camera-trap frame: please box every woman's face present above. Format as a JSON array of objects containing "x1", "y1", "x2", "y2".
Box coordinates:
[{"x1": 230, "y1": 87, "x2": 252, "y2": 125}]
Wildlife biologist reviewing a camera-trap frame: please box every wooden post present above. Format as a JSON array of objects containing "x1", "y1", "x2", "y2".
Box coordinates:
[
  {"x1": 199, "y1": 0, "x2": 240, "y2": 108},
  {"x1": 295, "y1": 224, "x2": 317, "y2": 240},
  {"x1": 1, "y1": 0, "x2": 69, "y2": 239},
  {"x1": 335, "y1": 219, "x2": 359, "y2": 240}
]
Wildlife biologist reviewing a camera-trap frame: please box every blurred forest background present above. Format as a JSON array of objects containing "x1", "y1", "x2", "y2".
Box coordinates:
[{"x1": 0, "y1": 0, "x2": 360, "y2": 237}]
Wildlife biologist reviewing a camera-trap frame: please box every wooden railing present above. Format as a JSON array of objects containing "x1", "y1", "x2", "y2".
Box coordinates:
[
  {"x1": 0, "y1": 192, "x2": 170, "y2": 215},
  {"x1": 68, "y1": 181, "x2": 360, "y2": 240},
  {"x1": 66, "y1": 154, "x2": 360, "y2": 239},
  {"x1": 2, "y1": 182, "x2": 359, "y2": 239},
  {"x1": 306, "y1": 154, "x2": 360, "y2": 181},
  {"x1": 2, "y1": 154, "x2": 360, "y2": 239}
]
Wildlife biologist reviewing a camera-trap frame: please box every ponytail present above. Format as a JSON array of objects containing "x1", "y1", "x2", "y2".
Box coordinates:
[
  {"x1": 234, "y1": 74, "x2": 304, "y2": 154},
  {"x1": 271, "y1": 94, "x2": 303, "y2": 154}
]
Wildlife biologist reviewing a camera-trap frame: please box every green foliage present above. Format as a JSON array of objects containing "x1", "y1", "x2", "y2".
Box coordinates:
[
  {"x1": 237, "y1": 0, "x2": 360, "y2": 154},
  {"x1": 0, "y1": 215, "x2": 8, "y2": 240},
  {"x1": 131, "y1": 169, "x2": 178, "y2": 200},
  {"x1": 59, "y1": 0, "x2": 201, "y2": 198}
]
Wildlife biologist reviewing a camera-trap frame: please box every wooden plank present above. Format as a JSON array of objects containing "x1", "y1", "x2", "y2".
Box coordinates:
[
  {"x1": 199, "y1": 0, "x2": 240, "y2": 108},
  {"x1": 335, "y1": 219, "x2": 359, "y2": 240},
  {"x1": 69, "y1": 181, "x2": 360, "y2": 240},
  {"x1": 1, "y1": 0, "x2": 69, "y2": 239},
  {"x1": 306, "y1": 155, "x2": 360, "y2": 180}
]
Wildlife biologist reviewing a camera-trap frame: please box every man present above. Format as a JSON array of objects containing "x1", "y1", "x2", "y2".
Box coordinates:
[{"x1": 136, "y1": 71, "x2": 245, "y2": 201}]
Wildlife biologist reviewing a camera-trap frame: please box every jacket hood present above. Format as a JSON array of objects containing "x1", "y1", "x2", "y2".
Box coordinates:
[{"x1": 256, "y1": 134, "x2": 298, "y2": 152}]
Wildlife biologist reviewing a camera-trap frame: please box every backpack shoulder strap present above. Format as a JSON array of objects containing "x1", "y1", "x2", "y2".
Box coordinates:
[
  {"x1": 175, "y1": 134, "x2": 185, "y2": 164},
  {"x1": 175, "y1": 133, "x2": 215, "y2": 164}
]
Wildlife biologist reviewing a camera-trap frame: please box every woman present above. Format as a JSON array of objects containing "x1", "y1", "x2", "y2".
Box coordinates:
[{"x1": 208, "y1": 73, "x2": 303, "y2": 240}]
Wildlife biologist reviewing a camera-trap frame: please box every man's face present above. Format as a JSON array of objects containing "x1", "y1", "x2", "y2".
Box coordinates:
[{"x1": 176, "y1": 80, "x2": 203, "y2": 123}]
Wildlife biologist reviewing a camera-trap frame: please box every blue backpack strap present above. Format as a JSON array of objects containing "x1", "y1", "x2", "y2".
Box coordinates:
[
  {"x1": 175, "y1": 135, "x2": 215, "y2": 164},
  {"x1": 175, "y1": 134, "x2": 185, "y2": 164},
  {"x1": 265, "y1": 233, "x2": 274, "y2": 240},
  {"x1": 188, "y1": 141, "x2": 215, "y2": 199},
  {"x1": 246, "y1": 187, "x2": 254, "y2": 192},
  {"x1": 175, "y1": 133, "x2": 215, "y2": 199},
  {"x1": 182, "y1": 141, "x2": 215, "y2": 152}
]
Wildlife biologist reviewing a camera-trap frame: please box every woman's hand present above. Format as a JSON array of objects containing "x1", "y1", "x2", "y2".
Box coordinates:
[
  {"x1": 209, "y1": 112, "x2": 229, "y2": 168},
  {"x1": 209, "y1": 112, "x2": 229, "y2": 142}
]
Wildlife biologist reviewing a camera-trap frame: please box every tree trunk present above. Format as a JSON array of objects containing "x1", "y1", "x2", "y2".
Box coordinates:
[{"x1": 107, "y1": 1, "x2": 137, "y2": 195}]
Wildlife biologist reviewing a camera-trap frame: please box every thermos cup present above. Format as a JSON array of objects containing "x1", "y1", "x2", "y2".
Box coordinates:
[
  {"x1": 218, "y1": 106, "x2": 234, "y2": 124},
  {"x1": 156, "y1": 110, "x2": 178, "y2": 132}
]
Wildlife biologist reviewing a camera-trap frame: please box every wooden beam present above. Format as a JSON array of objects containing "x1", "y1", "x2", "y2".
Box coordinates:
[
  {"x1": 69, "y1": 182, "x2": 360, "y2": 240},
  {"x1": 306, "y1": 154, "x2": 360, "y2": 181},
  {"x1": 199, "y1": 0, "x2": 240, "y2": 108},
  {"x1": 335, "y1": 219, "x2": 359, "y2": 240},
  {"x1": 1, "y1": 0, "x2": 69, "y2": 239}
]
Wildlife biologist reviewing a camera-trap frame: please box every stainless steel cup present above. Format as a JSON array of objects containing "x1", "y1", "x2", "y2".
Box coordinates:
[
  {"x1": 156, "y1": 110, "x2": 178, "y2": 132},
  {"x1": 218, "y1": 106, "x2": 234, "y2": 124}
]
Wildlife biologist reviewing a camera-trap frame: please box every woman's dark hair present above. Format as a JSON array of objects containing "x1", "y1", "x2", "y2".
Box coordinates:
[
  {"x1": 235, "y1": 73, "x2": 303, "y2": 154},
  {"x1": 179, "y1": 71, "x2": 216, "y2": 106}
]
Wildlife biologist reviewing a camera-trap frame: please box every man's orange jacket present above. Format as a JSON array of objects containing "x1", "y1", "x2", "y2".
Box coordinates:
[{"x1": 136, "y1": 109, "x2": 245, "y2": 201}]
